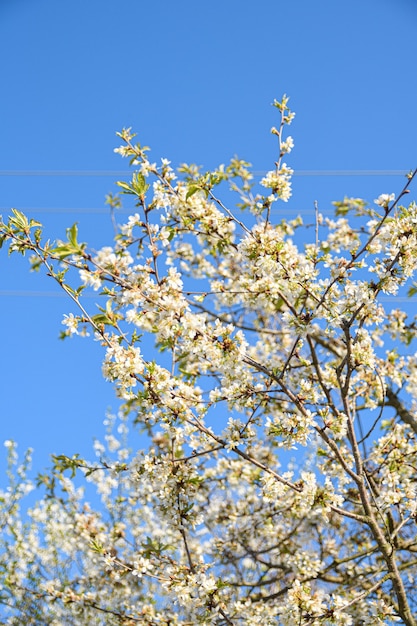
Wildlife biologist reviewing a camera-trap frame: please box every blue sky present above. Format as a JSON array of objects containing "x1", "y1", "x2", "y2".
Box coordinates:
[{"x1": 1, "y1": 0, "x2": 416, "y2": 472}]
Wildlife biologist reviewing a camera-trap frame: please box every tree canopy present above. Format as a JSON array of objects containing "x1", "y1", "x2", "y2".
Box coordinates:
[{"x1": 1, "y1": 96, "x2": 417, "y2": 625}]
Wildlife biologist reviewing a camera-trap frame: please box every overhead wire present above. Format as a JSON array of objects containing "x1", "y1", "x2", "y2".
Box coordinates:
[
  {"x1": 0, "y1": 290, "x2": 414, "y2": 303},
  {"x1": 1, "y1": 169, "x2": 415, "y2": 299},
  {"x1": 0, "y1": 169, "x2": 410, "y2": 177},
  {"x1": 1, "y1": 169, "x2": 413, "y2": 215}
]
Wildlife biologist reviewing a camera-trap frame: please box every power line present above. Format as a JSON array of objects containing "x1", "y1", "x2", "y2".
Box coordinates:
[
  {"x1": 0, "y1": 207, "x2": 123, "y2": 214},
  {"x1": 1, "y1": 167, "x2": 412, "y2": 215},
  {"x1": 0, "y1": 290, "x2": 414, "y2": 303},
  {"x1": 0, "y1": 169, "x2": 411, "y2": 177},
  {"x1": 0, "y1": 170, "x2": 131, "y2": 177},
  {"x1": 279, "y1": 170, "x2": 409, "y2": 177},
  {"x1": 0, "y1": 206, "x2": 340, "y2": 215},
  {"x1": 0, "y1": 290, "x2": 102, "y2": 299}
]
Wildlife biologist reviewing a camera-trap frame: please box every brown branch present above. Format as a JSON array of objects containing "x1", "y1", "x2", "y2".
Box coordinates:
[{"x1": 385, "y1": 388, "x2": 417, "y2": 434}]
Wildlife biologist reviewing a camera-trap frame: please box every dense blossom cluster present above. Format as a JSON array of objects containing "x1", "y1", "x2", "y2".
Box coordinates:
[{"x1": 0, "y1": 96, "x2": 417, "y2": 624}]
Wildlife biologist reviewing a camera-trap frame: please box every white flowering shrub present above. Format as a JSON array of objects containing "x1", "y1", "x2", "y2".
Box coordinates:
[{"x1": 1, "y1": 96, "x2": 417, "y2": 625}]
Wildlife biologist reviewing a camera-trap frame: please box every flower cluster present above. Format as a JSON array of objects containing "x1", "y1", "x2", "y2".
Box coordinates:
[{"x1": 0, "y1": 97, "x2": 417, "y2": 624}]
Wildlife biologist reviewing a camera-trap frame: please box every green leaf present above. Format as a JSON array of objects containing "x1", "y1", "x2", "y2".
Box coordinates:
[
  {"x1": 34, "y1": 229, "x2": 42, "y2": 244},
  {"x1": 10, "y1": 209, "x2": 29, "y2": 230},
  {"x1": 407, "y1": 283, "x2": 417, "y2": 297},
  {"x1": 117, "y1": 174, "x2": 149, "y2": 198},
  {"x1": 52, "y1": 453, "x2": 85, "y2": 478},
  {"x1": 186, "y1": 185, "x2": 201, "y2": 200},
  {"x1": 333, "y1": 197, "x2": 368, "y2": 216},
  {"x1": 50, "y1": 224, "x2": 84, "y2": 259},
  {"x1": 50, "y1": 244, "x2": 77, "y2": 260},
  {"x1": 62, "y1": 284, "x2": 78, "y2": 297},
  {"x1": 91, "y1": 313, "x2": 112, "y2": 326},
  {"x1": 90, "y1": 539, "x2": 105, "y2": 554},
  {"x1": 116, "y1": 180, "x2": 135, "y2": 194},
  {"x1": 67, "y1": 223, "x2": 79, "y2": 247},
  {"x1": 30, "y1": 256, "x2": 42, "y2": 272},
  {"x1": 131, "y1": 172, "x2": 149, "y2": 196}
]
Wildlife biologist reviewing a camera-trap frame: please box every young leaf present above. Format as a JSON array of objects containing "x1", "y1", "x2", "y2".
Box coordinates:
[{"x1": 116, "y1": 180, "x2": 135, "y2": 194}]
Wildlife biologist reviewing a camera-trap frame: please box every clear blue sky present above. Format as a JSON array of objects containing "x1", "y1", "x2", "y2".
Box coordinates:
[{"x1": 1, "y1": 0, "x2": 416, "y2": 472}]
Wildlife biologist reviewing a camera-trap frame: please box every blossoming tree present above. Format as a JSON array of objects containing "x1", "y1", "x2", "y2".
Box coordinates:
[{"x1": 1, "y1": 97, "x2": 417, "y2": 625}]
